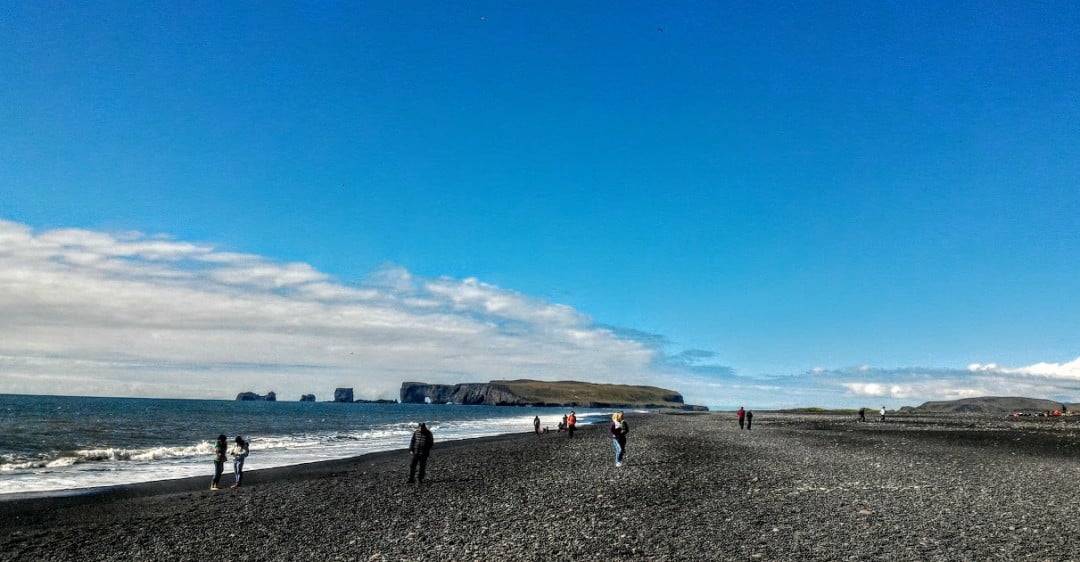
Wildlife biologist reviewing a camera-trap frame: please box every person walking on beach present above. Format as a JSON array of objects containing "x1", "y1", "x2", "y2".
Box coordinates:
[
  {"x1": 737, "y1": 407, "x2": 746, "y2": 429},
  {"x1": 858, "y1": 408, "x2": 866, "y2": 422},
  {"x1": 407, "y1": 422, "x2": 434, "y2": 484},
  {"x1": 610, "y1": 412, "x2": 629, "y2": 467},
  {"x1": 746, "y1": 410, "x2": 754, "y2": 430},
  {"x1": 567, "y1": 411, "x2": 577, "y2": 439},
  {"x1": 211, "y1": 434, "x2": 227, "y2": 490},
  {"x1": 534, "y1": 415, "x2": 541, "y2": 436},
  {"x1": 229, "y1": 435, "x2": 249, "y2": 488},
  {"x1": 880, "y1": 406, "x2": 886, "y2": 422}
]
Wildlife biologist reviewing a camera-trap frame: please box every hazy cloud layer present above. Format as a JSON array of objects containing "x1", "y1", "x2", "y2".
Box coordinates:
[
  {"x1": 826, "y1": 360, "x2": 1080, "y2": 405},
  {"x1": 1, "y1": 219, "x2": 1074, "y2": 408},
  {"x1": 0, "y1": 220, "x2": 663, "y2": 401}
]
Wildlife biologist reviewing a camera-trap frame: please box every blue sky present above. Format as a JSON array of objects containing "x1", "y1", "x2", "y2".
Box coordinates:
[{"x1": 1, "y1": 2, "x2": 1077, "y2": 408}]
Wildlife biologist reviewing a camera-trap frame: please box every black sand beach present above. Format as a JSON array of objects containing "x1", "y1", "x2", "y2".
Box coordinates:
[{"x1": 3, "y1": 412, "x2": 1080, "y2": 561}]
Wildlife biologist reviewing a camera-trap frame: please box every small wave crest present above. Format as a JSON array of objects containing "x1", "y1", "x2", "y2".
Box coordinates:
[
  {"x1": 77, "y1": 441, "x2": 215, "y2": 463},
  {"x1": 1, "y1": 459, "x2": 51, "y2": 471},
  {"x1": 0, "y1": 442, "x2": 219, "y2": 472}
]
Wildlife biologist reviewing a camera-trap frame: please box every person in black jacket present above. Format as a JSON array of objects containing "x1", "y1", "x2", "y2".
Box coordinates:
[
  {"x1": 210, "y1": 434, "x2": 227, "y2": 490},
  {"x1": 407, "y1": 422, "x2": 434, "y2": 484}
]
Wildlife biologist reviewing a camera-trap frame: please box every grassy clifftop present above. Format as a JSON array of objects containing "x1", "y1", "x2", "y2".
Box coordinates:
[
  {"x1": 903, "y1": 396, "x2": 1076, "y2": 414},
  {"x1": 492, "y1": 379, "x2": 687, "y2": 408},
  {"x1": 399, "y1": 379, "x2": 705, "y2": 409}
]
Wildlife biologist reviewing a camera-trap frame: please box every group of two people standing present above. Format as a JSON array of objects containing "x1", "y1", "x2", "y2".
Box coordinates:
[
  {"x1": 857, "y1": 406, "x2": 888, "y2": 422},
  {"x1": 553, "y1": 411, "x2": 578, "y2": 436},
  {"x1": 736, "y1": 406, "x2": 754, "y2": 430},
  {"x1": 211, "y1": 434, "x2": 249, "y2": 490}
]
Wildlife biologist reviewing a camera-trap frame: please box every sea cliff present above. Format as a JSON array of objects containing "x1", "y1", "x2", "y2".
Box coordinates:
[
  {"x1": 399, "y1": 379, "x2": 707, "y2": 410},
  {"x1": 235, "y1": 391, "x2": 277, "y2": 401}
]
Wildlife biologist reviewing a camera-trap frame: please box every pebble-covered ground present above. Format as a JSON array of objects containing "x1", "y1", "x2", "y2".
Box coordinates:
[{"x1": 3, "y1": 411, "x2": 1080, "y2": 561}]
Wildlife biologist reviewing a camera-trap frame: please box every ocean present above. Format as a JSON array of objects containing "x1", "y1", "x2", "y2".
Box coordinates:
[{"x1": 0, "y1": 394, "x2": 602, "y2": 497}]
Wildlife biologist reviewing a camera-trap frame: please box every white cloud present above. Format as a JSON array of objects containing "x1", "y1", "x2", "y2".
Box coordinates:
[
  {"x1": 971, "y1": 358, "x2": 1080, "y2": 380},
  {"x1": 207, "y1": 262, "x2": 327, "y2": 289},
  {"x1": 841, "y1": 382, "x2": 913, "y2": 398},
  {"x1": 0, "y1": 219, "x2": 664, "y2": 401},
  {"x1": 997, "y1": 358, "x2": 1080, "y2": 380},
  {"x1": 4, "y1": 218, "x2": 1074, "y2": 409},
  {"x1": 842, "y1": 380, "x2": 982, "y2": 401},
  {"x1": 829, "y1": 358, "x2": 1080, "y2": 408},
  {"x1": 842, "y1": 382, "x2": 884, "y2": 396}
]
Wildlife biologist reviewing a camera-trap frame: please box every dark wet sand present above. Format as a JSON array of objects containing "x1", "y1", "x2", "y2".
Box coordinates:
[{"x1": 3, "y1": 412, "x2": 1080, "y2": 561}]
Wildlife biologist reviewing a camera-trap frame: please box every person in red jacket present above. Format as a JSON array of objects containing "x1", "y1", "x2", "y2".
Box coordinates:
[
  {"x1": 737, "y1": 407, "x2": 746, "y2": 430},
  {"x1": 567, "y1": 411, "x2": 577, "y2": 439}
]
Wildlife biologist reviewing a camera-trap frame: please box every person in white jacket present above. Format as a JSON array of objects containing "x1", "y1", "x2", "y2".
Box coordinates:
[{"x1": 229, "y1": 436, "x2": 249, "y2": 488}]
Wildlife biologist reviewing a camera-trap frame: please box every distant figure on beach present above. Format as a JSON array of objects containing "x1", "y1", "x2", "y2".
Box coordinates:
[
  {"x1": 610, "y1": 411, "x2": 629, "y2": 467},
  {"x1": 534, "y1": 415, "x2": 541, "y2": 436},
  {"x1": 737, "y1": 407, "x2": 746, "y2": 429},
  {"x1": 858, "y1": 408, "x2": 866, "y2": 422},
  {"x1": 407, "y1": 422, "x2": 434, "y2": 484},
  {"x1": 211, "y1": 434, "x2": 227, "y2": 490},
  {"x1": 746, "y1": 410, "x2": 754, "y2": 430},
  {"x1": 229, "y1": 436, "x2": 249, "y2": 488},
  {"x1": 567, "y1": 411, "x2": 577, "y2": 438},
  {"x1": 880, "y1": 406, "x2": 886, "y2": 422}
]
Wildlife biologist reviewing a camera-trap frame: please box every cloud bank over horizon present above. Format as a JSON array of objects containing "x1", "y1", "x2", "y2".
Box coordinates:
[
  {"x1": 0, "y1": 219, "x2": 1075, "y2": 408},
  {"x1": 0, "y1": 220, "x2": 677, "y2": 402},
  {"x1": 830, "y1": 359, "x2": 1080, "y2": 404}
]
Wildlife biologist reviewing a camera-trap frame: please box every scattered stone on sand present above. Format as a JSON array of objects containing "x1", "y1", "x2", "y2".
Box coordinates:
[{"x1": 3, "y1": 412, "x2": 1080, "y2": 561}]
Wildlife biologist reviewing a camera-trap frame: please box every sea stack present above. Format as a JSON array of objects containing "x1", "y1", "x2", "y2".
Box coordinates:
[{"x1": 235, "y1": 391, "x2": 277, "y2": 401}]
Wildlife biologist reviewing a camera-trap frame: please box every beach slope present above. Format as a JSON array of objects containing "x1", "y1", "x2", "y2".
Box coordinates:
[{"x1": 3, "y1": 412, "x2": 1079, "y2": 560}]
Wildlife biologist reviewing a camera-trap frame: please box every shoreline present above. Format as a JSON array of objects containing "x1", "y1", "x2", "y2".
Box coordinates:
[
  {"x1": 0, "y1": 426, "x2": 548, "y2": 516},
  {"x1": 0, "y1": 406, "x2": 600, "y2": 500},
  {"x1": 5, "y1": 412, "x2": 1080, "y2": 561}
]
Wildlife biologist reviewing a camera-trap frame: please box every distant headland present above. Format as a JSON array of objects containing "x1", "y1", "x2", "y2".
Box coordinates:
[
  {"x1": 900, "y1": 396, "x2": 1076, "y2": 415},
  {"x1": 771, "y1": 396, "x2": 1077, "y2": 416},
  {"x1": 400, "y1": 379, "x2": 708, "y2": 411},
  {"x1": 233, "y1": 380, "x2": 706, "y2": 409}
]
